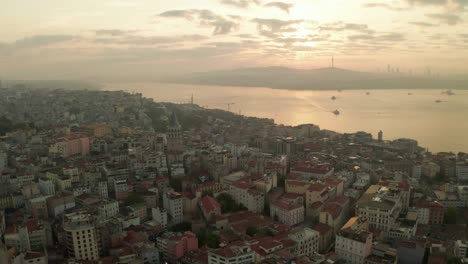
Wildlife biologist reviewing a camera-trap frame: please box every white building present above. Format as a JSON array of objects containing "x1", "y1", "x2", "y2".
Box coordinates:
[
  {"x1": 63, "y1": 212, "x2": 100, "y2": 261},
  {"x1": 38, "y1": 178, "x2": 55, "y2": 196},
  {"x1": 229, "y1": 181, "x2": 264, "y2": 214},
  {"x1": 355, "y1": 186, "x2": 403, "y2": 232},
  {"x1": 288, "y1": 228, "x2": 319, "y2": 257},
  {"x1": 457, "y1": 163, "x2": 468, "y2": 183},
  {"x1": 152, "y1": 207, "x2": 168, "y2": 227},
  {"x1": 208, "y1": 241, "x2": 254, "y2": 264},
  {"x1": 422, "y1": 162, "x2": 440, "y2": 178},
  {"x1": 96, "y1": 200, "x2": 119, "y2": 221},
  {"x1": 454, "y1": 240, "x2": 467, "y2": 259},
  {"x1": 163, "y1": 191, "x2": 183, "y2": 225},
  {"x1": 413, "y1": 207, "x2": 429, "y2": 225},
  {"x1": 12, "y1": 251, "x2": 47, "y2": 264},
  {"x1": 335, "y1": 217, "x2": 372, "y2": 264},
  {"x1": 270, "y1": 199, "x2": 304, "y2": 226}
]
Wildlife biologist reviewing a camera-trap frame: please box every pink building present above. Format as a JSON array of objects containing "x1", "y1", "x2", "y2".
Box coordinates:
[
  {"x1": 157, "y1": 231, "x2": 198, "y2": 263},
  {"x1": 49, "y1": 134, "x2": 90, "y2": 157}
]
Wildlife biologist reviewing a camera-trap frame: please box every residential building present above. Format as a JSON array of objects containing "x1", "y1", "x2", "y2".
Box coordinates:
[
  {"x1": 157, "y1": 231, "x2": 198, "y2": 263},
  {"x1": 208, "y1": 241, "x2": 254, "y2": 264},
  {"x1": 229, "y1": 180, "x2": 265, "y2": 214},
  {"x1": 163, "y1": 191, "x2": 184, "y2": 225},
  {"x1": 288, "y1": 227, "x2": 320, "y2": 257},
  {"x1": 199, "y1": 196, "x2": 221, "y2": 221},
  {"x1": 270, "y1": 199, "x2": 304, "y2": 226},
  {"x1": 62, "y1": 212, "x2": 100, "y2": 261},
  {"x1": 336, "y1": 217, "x2": 373, "y2": 264}
]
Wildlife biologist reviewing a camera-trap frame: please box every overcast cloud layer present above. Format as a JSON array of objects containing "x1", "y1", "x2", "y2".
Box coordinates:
[{"x1": 1, "y1": 0, "x2": 467, "y2": 80}]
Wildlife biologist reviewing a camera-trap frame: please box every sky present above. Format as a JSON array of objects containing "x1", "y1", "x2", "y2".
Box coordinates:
[{"x1": 1, "y1": 0, "x2": 468, "y2": 80}]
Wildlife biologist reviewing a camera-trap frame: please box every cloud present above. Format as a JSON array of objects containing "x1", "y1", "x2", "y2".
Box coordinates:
[
  {"x1": 404, "y1": 0, "x2": 468, "y2": 10},
  {"x1": 0, "y1": 35, "x2": 75, "y2": 50},
  {"x1": 348, "y1": 32, "x2": 405, "y2": 42},
  {"x1": 93, "y1": 34, "x2": 208, "y2": 45},
  {"x1": 251, "y1": 18, "x2": 302, "y2": 37},
  {"x1": 159, "y1": 9, "x2": 240, "y2": 35},
  {"x1": 409, "y1": 21, "x2": 437, "y2": 27},
  {"x1": 426, "y1": 13, "x2": 463, "y2": 25},
  {"x1": 264, "y1": 2, "x2": 294, "y2": 13},
  {"x1": 362, "y1": 2, "x2": 405, "y2": 11},
  {"x1": 319, "y1": 22, "x2": 373, "y2": 34},
  {"x1": 95, "y1": 29, "x2": 136, "y2": 36},
  {"x1": 220, "y1": 0, "x2": 261, "y2": 8}
]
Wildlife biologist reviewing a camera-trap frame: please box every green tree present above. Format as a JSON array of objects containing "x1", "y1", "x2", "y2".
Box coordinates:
[
  {"x1": 216, "y1": 193, "x2": 247, "y2": 214},
  {"x1": 197, "y1": 230, "x2": 220, "y2": 248},
  {"x1": 444, "y1": 207, "x2": 458, "y2": 224},
  {"x1": 125, "y1": 193, "x2": 144, "y2": 206},
  {"x1": 246, "y1": 226, "x2": 258, "y2": 237},
  {"x1": 170, "y1": 222, "x2": 192, "y2": 232}
]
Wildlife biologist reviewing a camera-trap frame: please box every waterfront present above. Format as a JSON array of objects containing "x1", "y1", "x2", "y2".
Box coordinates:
[{"x1": 105, "y1": 82, "x2": 468, "y2": 153}]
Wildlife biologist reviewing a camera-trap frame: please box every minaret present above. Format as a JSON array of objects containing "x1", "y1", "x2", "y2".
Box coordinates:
[
  {"x1": 378, "y1": 130, "x2": 383, "y2": 142},
  {"x1": 167, "y1": 112, "x2": 183, "y2": 153},
  {"x1": 190, "y1": 93, "x2": 194, "y2": 105}
]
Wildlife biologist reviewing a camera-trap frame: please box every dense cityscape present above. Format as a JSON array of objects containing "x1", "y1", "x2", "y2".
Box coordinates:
[{"x1": 0, "y1": 85, "x2": 467, "y2": 264}]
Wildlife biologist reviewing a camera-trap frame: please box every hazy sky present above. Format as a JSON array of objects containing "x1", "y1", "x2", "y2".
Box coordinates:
[{"x1": 1, "y1": 0, "x2": 468, "y2": 80}]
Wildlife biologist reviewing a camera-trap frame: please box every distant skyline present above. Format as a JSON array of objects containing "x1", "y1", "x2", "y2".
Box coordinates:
[{"x1": 1, "y1": 0, "x2": 468, "y2": 80}]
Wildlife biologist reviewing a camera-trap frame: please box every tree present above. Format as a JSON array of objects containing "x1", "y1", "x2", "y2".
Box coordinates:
[
  {"x1": 169, "y1": 177, "x2": 182, "y2": 192},
  {"x1": 444, "y1": 207, "x2": 458, "y2": 224},
  {"x1": 197, "y1": 230, "x2": 220, "y2": 248},
  {"x1": 0, "y1": 116, "x2": 13, "y2": 135},
  {"x1": 125, "y1": 193, "x2": 144, "y2": 206},
  {"x1": 216, "y1": 193, "x2": 246, "y2": 214},
  {"x1": 246, "y1": 226, "x2": 258, "y2": 237},
  {"x1": 170, "y1": 222, "x2": 192, "y2": 232}
]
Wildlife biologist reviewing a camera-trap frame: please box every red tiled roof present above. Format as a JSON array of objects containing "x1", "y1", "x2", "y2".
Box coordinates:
[
  {"x1": 321, "y1": 203, "x2": 343, "y2": 219},
  {"x1": 271, "y1": 199, "x2": 302, "y2": 211},
  {"x1": 324, "y1": 178, "x2": 343, "y2": 187},
  {"x1": 312, "y1": 223, "x2": 332, "y2": 235},
  {"x1": 292, "y1": 163, "x2": 333, "y2": 174},
  {"x1": 307, "y1": 183, "x2": 327, "y2": 192},
  {"x1": 200, "y1": 196, "x2": 221, "y2": 213}
]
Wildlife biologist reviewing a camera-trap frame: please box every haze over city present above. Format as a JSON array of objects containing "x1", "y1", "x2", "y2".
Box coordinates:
[
  {"x1": 2, "y1": 1, "x2": 468, "y2": 264},
  {"x1": 1, "y1": 0, "x2": 468, "y2": 80}
]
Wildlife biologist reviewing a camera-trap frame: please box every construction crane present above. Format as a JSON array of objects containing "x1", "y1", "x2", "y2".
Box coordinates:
[{"x1": 227, "y1": 102, "x2": 235, "y2": 112}]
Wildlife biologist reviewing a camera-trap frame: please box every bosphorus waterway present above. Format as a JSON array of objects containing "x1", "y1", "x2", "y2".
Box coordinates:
[{"x1": 105, "y1": 82, "x2": 468, "y2": 153}]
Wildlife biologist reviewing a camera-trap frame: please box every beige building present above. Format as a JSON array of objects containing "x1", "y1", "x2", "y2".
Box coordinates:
[
  {"x1": 335, "y1": 217, "x2": 373, "y2": 264},
  {"x1": 355, "y1": 186, "x2": 403, "y2": 232},
  {"x1": 229, "y1": 180, "x2": 265, "y2": 214},
  {"x1": 288, "y1": 227, "x2": 320, "y2": 257},
  {"x1": 63, "y1": 212, "x2": 100, "y2": 261},
  {"x1": 270, "y1": 199, "x2": 304, "y2": 226}
]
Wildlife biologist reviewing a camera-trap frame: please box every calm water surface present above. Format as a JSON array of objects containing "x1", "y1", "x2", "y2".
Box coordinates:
[{"x1": 105, "y1": 82, "x2": 468, "y2": 153}]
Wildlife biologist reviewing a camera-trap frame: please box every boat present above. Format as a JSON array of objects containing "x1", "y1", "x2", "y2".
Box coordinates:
[
  {"x1": 408, "y1": 93, "x2": 412, "y2": 95},
  {"x1": 435, "y1": 99, "x2": 442, "y2": 103},
  {"x1": 333, "y1": 110, "x2": 340, "y2": 115},
  {"x1": 331, "y1": 96, "x2": 337, "y2": 100},
  {"x1": 337, "y1": 89, "x2": 342, "y2": 92},
  {"x1": 366, "y1": 92, "x2": 370, "y2": 95},
  {"x1": 446, "y1": 89, "x2": 455, "y2": 96}
]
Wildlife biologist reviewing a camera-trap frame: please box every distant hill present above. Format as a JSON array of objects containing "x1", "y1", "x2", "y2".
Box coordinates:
[{"x1": 163, "y1": 67, "x2": 468, "y2": 90}]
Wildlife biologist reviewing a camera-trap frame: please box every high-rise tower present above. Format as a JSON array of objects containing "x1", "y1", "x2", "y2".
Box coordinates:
[{"x1": 167, "y1": 112, "x2": 183, "y2": 152}]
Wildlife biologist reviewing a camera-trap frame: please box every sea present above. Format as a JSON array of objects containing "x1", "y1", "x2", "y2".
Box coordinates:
[{"x1": 104, "y1": 82, "x2": 468, "y2": 153}]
